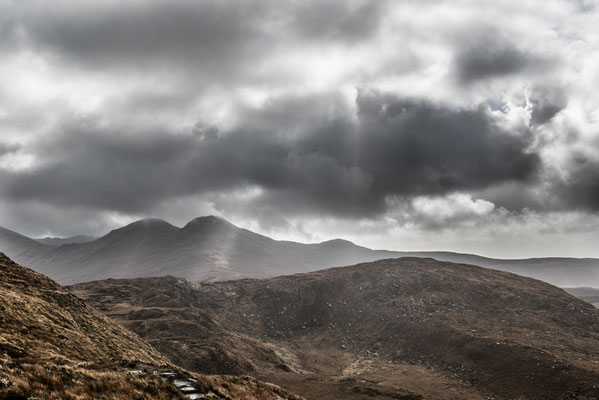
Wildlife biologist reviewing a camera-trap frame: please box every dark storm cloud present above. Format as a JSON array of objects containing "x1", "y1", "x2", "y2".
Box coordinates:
[
  {"x1": 1, "y1": 119, "x2": 215, "y2": 212},
  {"x1": 453, "y1": 31, "x2": 550, "y2": 84},
  {"x1": 353, "y1": 93, "x2": 540, "y2": 194},
  {"x1": 553, "y1": 156, "x2": 599, "y2": 211},
  {"x1": 0, "y1": 92, "x2": 541, "y2": 218}
]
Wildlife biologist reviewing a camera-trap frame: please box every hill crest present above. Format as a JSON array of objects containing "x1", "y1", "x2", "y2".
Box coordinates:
[{"x1": 71, "y1": 257, "x2": 599, "y2": 400}]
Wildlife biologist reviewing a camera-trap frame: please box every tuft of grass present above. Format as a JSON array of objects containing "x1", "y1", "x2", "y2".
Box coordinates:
[{"x1": 0, "y1": 363, "x2": 185, "y2": 400}]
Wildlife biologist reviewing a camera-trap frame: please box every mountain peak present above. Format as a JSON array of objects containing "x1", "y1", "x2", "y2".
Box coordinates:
[
  {"x1": 106, "y1": 218, "x2": 177, "y2": 239},
  {"x1": 318, "y1": 238, "x2": 357, "y2": 248},
  {"x1": 36, "y1": 235, "x2": 97, "y2": 246},
  {"x1": 136, "y1": 217, "x2": 171, "y2": 225},
  {"x1": 124, "y1": 218, "x2": 174, "y2": 229},
  {"x1": 183, "y1": 215, "x2": 234, "y2": 230}
]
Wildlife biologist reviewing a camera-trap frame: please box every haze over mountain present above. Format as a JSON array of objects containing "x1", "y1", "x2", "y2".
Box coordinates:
[
  {"x1": 2, "y1": 216, "x2": 599, "y2": 287},
  {"x1": 71, "y1": 257, "x2": 599, "y2": 400},
  {"x1": 36, "y1": 235, "x2": 98, "y2": 246}
]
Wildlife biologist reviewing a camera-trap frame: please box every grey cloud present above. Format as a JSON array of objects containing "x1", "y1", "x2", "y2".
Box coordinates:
[
  {"x1": 0, "y1": 2, "x2": 24, "y2": 53},
  {"x1": 0, "y1": 92, "x2": 541, "y2": 219},
  {"x1": 0, "y1": 200, "x2": 116, "y2": 238},
  {"x1": 572, "y1": 0, "x2": 596, "y2": 13},
  {"x1": 291, "y1": 1, "x2": 387, "y2": 42},
  {"x1": 1, "y1": 119, "x2": 214, "y2": 212},
  {"x1": 554, "y1": 156, "x2": 599, "y2": 211},
  {"x1": 0, "y1": 142, "x2": 20, "y2": 156},
  {"x1": 475, "y1": 182, "x2": 547, "y2": 212},
  {"x1": 353, "y1": 92, "x2": 540, "y2": 195},
  {"x1": 20, "y1": 1, "x2": 271, "y2": 78},
  {"x1": 477, "y1": 153, "x2": 599, "y2": 214},
  {"x1": 12, "y1": 0, "x2": 385, "y2": 84},
  {"x1": 529, "y1": 86, "x2": 568, "y2": 125},
  {"x1": 453, "y1": 30, "x2": 551, "y2": 84}
]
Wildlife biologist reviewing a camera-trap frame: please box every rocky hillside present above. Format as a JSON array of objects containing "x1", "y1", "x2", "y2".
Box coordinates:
[
  {"x1": 72, "y1": 258, "x2": 599, "y2": 400},
  {"x1": 564, "y1": 287, "x2": 599, "y2": 308},
  {"x1": 3, "y1": 216, "x2": 599, "y2": 287},
  {"x1": 0, "y1": 253, "x2": 303, "y2": 400}
]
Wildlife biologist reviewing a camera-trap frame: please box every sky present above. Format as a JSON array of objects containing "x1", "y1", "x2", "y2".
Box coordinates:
[{"x1": 0, "y1": 0, "x2": 598, "y2": 258}]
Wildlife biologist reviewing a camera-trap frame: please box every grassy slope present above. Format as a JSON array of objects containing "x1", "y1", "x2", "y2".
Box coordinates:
[{"x1": 0, "y1": 253, "x2": 303, "y2": 400}]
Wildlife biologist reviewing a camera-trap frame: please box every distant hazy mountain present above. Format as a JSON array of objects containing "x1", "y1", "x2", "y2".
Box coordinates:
[
  {"x1": 564, "y1": 287, "x2": 599, "y2": 307},
  {"x1": 1, "y1": 216, "x2": 599, "y2": 286},
  {"x1": 36, "y1": 234, "x2": 98, "y2": 246}
]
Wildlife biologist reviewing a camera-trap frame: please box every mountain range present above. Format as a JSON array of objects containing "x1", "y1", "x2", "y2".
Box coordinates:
[{"x1": 2, "y1": 216, "x2": 599, "y2": 287}]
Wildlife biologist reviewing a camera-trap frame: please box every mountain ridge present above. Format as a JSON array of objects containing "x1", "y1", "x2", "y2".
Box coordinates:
[
  {"x1": 2, "y1": 216, "x2": 599, "y2": 286},
  {"x1": 36, "y1": 235, "x2": 98, "y2": 246}
]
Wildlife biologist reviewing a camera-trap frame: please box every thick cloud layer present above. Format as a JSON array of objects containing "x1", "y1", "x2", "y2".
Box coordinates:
[
  {"x1": 0, "y1": 93, "x2": 541, "y2": 218},
  {"x1": 0, "y1": 0, "x2": 598, "y2": 257},
  {"x1": 5, "y1": 0, "x2": 386, "y2": 89}
]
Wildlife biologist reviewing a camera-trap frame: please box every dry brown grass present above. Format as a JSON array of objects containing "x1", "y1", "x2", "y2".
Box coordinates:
[
  {"x1": 0, "y1": 253, "x2": 304, "y2": 400},
  {"x1": 0, "y1": 363, "x2": 184, "y2": 400},
  {"x1": 0, "y1": 252, "x2": 178, "y2": 398},
  {"x1": 0, "y1": 363, "x2": 304, "y2": 400},
  {"x1": 200, "y1": 375, "x2": 305, "y2": 400}
]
